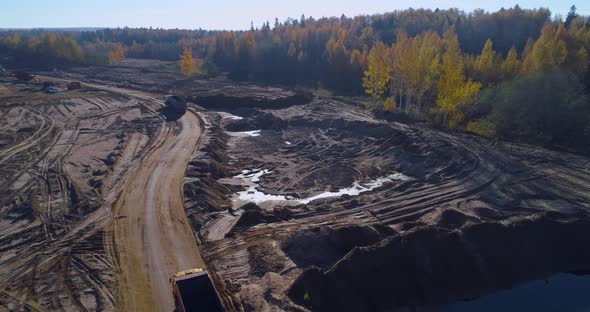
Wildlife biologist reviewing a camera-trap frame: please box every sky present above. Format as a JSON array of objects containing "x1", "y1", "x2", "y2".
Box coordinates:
[{"x1": 1, "y1": 0, "x2": 588, "y2": 30}]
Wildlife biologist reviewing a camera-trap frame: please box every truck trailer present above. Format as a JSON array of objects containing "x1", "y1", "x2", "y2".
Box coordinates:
[
  {"x1": 164, "y1": 95, "x2": 187, "y2": 114},
  {"x1": 171, "y1": 268, "x2": 224, "y2": 312},
  {"x1": 161, "y1": 95, "x2": 188, "y2": 121}
]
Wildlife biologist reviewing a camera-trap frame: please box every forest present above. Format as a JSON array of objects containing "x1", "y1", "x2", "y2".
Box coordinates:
[{"x1": 1, "y1": 5, "x2": 589, "y2": 153}]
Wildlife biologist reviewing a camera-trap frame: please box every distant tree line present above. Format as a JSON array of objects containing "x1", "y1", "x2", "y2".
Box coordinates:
[
  {"x1": 0, "y1": 6, "x2": 560, "y2": 86},
  {"x1": 1, "y1": 5, "x2": 589, "y2": 152}
]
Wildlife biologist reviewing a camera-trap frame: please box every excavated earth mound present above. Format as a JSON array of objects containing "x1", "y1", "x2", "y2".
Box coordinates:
[
  {"x1": 289, "y1": 213, "x2": 590, "y2": 311},
  {"x1": 186, "y1": 95, "x2": 590, "y2": 311}
]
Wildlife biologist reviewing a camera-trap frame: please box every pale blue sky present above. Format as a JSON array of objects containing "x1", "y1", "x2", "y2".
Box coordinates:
[{"x1": 1, "y1": 0, "x2": 587, "y2": 30}]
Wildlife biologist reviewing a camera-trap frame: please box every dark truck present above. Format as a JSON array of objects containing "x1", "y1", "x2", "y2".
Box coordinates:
[
  {"x1": 171, "y1": 268, "x2": 224, "y2": 312},
  {"x1": 165, "y1": 95, "x2": 187, "y2": 114},
  {"x1": 161, "y1": 95, "x2": 188, "y2": 121}
]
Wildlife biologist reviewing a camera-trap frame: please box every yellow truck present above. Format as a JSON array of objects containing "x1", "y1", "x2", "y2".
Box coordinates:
[{"x1": 171, "y1": 268, "x2": 224, "y2": 312}]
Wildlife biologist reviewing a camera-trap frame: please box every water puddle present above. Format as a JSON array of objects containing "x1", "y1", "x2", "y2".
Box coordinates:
[
  {"x1": 235, "y1": 169, "x2": 289, "y2": 202},
  {"x1": 234, "y1": 169, "x2": 410, "y2": 205},
  {"x1": 222, "y1": 113, "x2": 243, "y2": 120},
  {"x1": 227, "y1": 130, "x2": 261, "y2": 137},
  {"x1": 297, "y1": 173, "x2": 409, "y2": 204},
  {"x1": 442, "y1": 273, "x2": 590, "y2": 312}
]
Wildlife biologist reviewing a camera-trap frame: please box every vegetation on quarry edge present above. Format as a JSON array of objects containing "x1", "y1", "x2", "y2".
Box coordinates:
[{"x1": 1, "y1": 5, "x2": 589, "y2": 153}]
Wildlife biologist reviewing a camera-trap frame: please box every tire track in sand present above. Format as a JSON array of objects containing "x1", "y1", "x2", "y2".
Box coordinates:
[{"x1": 110, "y1": 110, "x2": 205, "y2": 312}]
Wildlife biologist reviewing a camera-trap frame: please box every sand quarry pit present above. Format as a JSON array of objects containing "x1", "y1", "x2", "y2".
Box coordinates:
[
  {"x1": 183, "y1": 92, "x2": 590, "y2": 310},
  {"x1": 1, "y1": 61, "x2": 590, "y2": 311}
]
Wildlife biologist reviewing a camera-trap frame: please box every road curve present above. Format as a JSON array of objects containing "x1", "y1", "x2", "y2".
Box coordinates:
[{"x1": 111, "y1": 110, "x2": 205, "y2": 311}]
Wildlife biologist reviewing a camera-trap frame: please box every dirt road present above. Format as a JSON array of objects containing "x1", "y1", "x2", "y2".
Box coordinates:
[
  {"x1": 0, "y1": 75, "x2": 205, "y2": 311},
  {"x1": 110, "y1": 110, "x2": 205, "y2": 311}
]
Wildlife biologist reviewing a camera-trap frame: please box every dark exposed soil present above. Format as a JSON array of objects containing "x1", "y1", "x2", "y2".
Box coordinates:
[
  {"x1": 3, "y1": 59, "x2": 590, "y2": 311},
  {"x1": 185, "y1": 87, "x2": 590, "y2": 311},
  {"x1": 289, "y1": 213, "x2": 590, "y2": 311}
]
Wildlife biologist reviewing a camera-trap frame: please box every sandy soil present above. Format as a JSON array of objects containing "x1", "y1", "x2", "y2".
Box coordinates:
[
  {"x1": 3, "y1": 60, "x2": 590, "y2": 311},
  {"x1": 0, "y1": 72, "x2": 197, "y2": 311},
  {"x1": 109, "y1": 110, "x2": 205, "y2": 312},
  {"x1": 64, "y1": 61, "x2": 589, "y2": 311}
]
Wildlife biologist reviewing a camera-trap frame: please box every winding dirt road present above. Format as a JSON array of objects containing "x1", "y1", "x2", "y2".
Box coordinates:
[{"x1": 110, "y1": 110, "x2": 205, "y2": 312}]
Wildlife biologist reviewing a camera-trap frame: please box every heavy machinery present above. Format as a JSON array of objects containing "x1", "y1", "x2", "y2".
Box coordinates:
[
  {"x1": 171, "y1": 268, "x2": 224, "y2": 312},
  {"x1": 161, "y1": 95, "x2": 188, "y2": 121},
  {"x1": 165, "y1": 95, "x2": 187, "y2": 114}
]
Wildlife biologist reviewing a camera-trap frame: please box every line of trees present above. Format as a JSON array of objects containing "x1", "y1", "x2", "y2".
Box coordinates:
[
  {"x1": 0, "y1": 31, "x2": 132, "y2": 65},
  {"x1": 362, "y1": 19, "x2": 589, "y2": 128},
  {"x1": 0, "y1": 6, "x2": 589, "y2": 152},
  {"x1": 0, "y1": 6, "x2": 561, "y2": 88},
  {"x1": 0, "y1": 32, "x2": 83, "y2": 64}
]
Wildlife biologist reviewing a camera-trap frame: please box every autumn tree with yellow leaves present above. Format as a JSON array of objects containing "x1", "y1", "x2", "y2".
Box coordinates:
[
  {"x1": 179, "y1": 47, "x2": 198, "y2": 77},
  {"x1": 436, "y1": 29, "x2": 481, "y2": 127},
  {"x1": 390, "y1": 32, "x2": 412, "y2": 111},
  {"x1": 474, "y1": 39, "x2": 500, "y2": 86},
  {"x1": 388, "y1": 32, "x2": 441, "y2": 113},
  {"x1": 362, "y1": 41, "x2": 390, "y2": 107},
  {"x1": 521, "y1": 24, "x2": 568, "y2": 74},
  {"x1": 108, "y1": 43, "x2": 126, "y2": 64},
  {"x1": 413, "y1": 32, "x2": 442, "y2": 113},
  {"x1": 501, "y1": 47, "x2": 521, "y2": 80}
]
